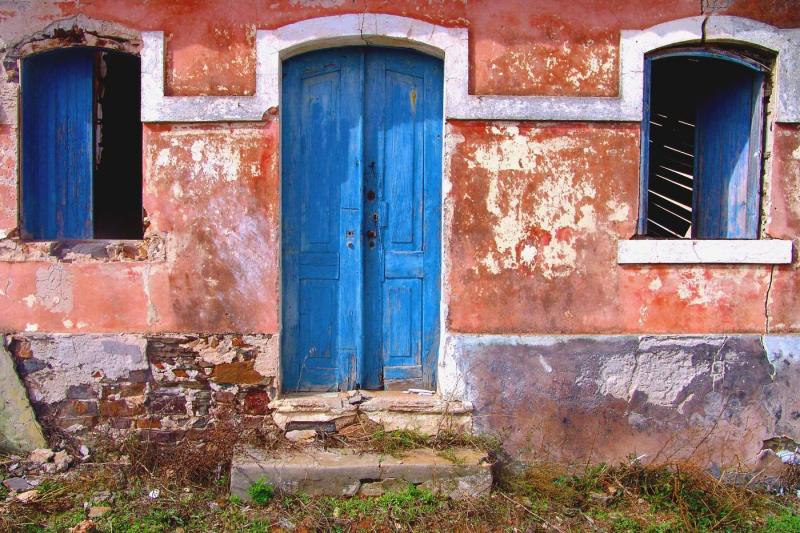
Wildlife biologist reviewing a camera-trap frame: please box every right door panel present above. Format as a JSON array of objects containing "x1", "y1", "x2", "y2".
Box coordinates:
[{"x1": 363, "y1": 49, "x2": 443, "y2": 390}]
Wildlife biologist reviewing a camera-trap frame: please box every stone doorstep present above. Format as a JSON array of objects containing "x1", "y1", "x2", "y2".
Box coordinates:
[
  {"x1": 230, "y1": 446, "x2": 492, "y2": 500},
  {"x1": 268, "y1": 391, "x2": 474, "y2": 436}
]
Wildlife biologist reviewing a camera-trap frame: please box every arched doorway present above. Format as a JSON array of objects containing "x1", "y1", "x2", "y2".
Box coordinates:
[{"x1": 281, "y1": 46, "x2": 443, "y2": 392}]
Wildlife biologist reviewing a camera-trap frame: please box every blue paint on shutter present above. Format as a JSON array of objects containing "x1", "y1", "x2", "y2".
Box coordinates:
[
  {"x1": 21, "y1": 49, "x2": 94, "y2": 240},
  {"x1": 640, "y1": 50, "x2": 766, "y2": 239},
  {"x1": 694, "y1": 59, "x2": 764, "y2": 239},
  {"x1": 282, "y1": 47, "x2": 442, "y2": 392}
]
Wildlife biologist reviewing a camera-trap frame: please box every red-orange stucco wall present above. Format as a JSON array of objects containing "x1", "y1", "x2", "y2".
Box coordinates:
[
  {"x1": 2, "y1": 0, "x2": 798, "y2": 98},
  {"x1": 0, "y1": 122, "x2": 280, "y2": 333},
  {"x1": 446, "y1": 122, "x2": 800, "y2": 334},
  {"x1": 0, "y1": 0, "x2": 797, "y2": 336}
]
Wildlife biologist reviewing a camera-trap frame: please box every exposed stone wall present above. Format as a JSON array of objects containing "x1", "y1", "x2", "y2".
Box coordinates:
[{"x1": 6, "y1": 334, "x2": 278, "y2": 441}]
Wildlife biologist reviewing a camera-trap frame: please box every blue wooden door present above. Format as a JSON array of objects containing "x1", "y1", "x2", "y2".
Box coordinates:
[
  {"x1": 21, "y1": 48, "x2": 95, "y2": 240},
  {"x1": 282, "y1": 47, "x2": 442, "y2": 392}
]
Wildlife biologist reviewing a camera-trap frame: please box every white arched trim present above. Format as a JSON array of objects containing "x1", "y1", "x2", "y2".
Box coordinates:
[{"x1": 140, "y1": 14, "x2": 800, "y2": 123}]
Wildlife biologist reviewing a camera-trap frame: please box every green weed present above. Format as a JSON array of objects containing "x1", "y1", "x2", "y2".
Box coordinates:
[
  {"x1": 762, "y1": 510, "x2": 800, "y2": 533},
  {"x1": 248, "y1": 478, "x2": 275, "y2": 506},
  {"x1": 318, "y1": 483, "x2": 442, "y2": 525}
]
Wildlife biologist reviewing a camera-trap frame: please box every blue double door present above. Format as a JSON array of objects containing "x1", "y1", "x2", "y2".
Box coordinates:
[{"x1": 281, "y1": 47, "x2": 443, "y2": 392}]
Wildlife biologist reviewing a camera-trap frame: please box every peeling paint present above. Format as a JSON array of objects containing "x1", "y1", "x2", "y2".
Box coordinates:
[
  {"x1": 0, "y1": 3, "x2": 799, "y2": 460},
  {"x1": 468, "y1": 124, "x2": 598, "y2": 279}
]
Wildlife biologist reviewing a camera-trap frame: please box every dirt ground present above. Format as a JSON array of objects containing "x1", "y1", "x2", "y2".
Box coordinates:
[{"x1": 1, "y1": 426, "x2": 799, "y2": 532}]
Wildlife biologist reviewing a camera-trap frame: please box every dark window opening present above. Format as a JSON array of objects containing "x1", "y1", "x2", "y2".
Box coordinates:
[
  {"x1": 641, "y1": 48, "x2": 769, "y2": 239},
  {"x1": 21, "y1": 47, "x2": 142, "y2": 240}
]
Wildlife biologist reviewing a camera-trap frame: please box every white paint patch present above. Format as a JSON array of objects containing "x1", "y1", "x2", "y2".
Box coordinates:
[
  {"x1": 25, "y1": 323, "x2": 38, "y2": 332},
  {"x1": 142, "y1": 264, "x2": 160, "y2": 327},
  {"x1": 676, "y1": 269, "x2": 727, "y2": 306},
  {"x1": 62, "y1": 319, "x2": 73, "y2": 329},
  {"x1": 438, "y1": 335, "x2": 467, "y2": 401},
  {"x1": 520, "y1": 244, "x2": 537, "y2": 265},
  {"x1": 191, "y1": 140, "x2": 205, "y2": 162},
  {"x1": 171, "y1": 182, "x2": 184, "y2": 199},
  {"x1": 22, "y1": 294, "x2": 36, "y2": 308},
  {"x1": 648, "y1": 277, "x2": 662, "y2": 291},
  {"x1": 538, "y1": 355, "x2": 553, "y2": 373},
  {"x1": 170, "y1": 134, "x2": 247, "y2": 184},
  {"x1": 470, "y1": 125, "x2": 596, "y2": 279},
  {"x1": 605, "y1": 199, "x2": 630, "y2": 222},
  {"x1": 155, "y1": 148, "x2": 172, "y2": 167},
  {"x1": 565, "y1": 44, "x2": 615, "y2": 91}
]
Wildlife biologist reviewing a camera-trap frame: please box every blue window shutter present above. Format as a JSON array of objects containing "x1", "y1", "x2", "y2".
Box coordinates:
[
  {"x1": 694, "y1": 61, "x2": 764, "y2": 239},
  {"x1": 21, "y1": 49, "x2": 95, "y2": 240}
]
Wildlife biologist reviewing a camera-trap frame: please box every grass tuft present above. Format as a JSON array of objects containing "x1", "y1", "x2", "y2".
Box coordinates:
[{"x1": 248, "y1": 478, "x2": 275, "y2": 506}]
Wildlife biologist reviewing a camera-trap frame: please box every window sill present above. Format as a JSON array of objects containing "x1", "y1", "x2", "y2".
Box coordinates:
[
  {"x1": 617, "y1": 239, "x2": 793, "y2": 265},
  {"x1": 0, "y1": 235, "x2": 166, "y2": 263}
]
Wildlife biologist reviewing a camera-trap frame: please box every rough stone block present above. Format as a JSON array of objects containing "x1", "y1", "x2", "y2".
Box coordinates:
[
  {"x1": 99, "y1": 399, "x2": 144, "y2": 418},
  {"x1": 0, "y1": 343, "x2": 47, "y2": 452},
  {"x1": 146, "y1": 393, "x2": 187, "y2": 415}
]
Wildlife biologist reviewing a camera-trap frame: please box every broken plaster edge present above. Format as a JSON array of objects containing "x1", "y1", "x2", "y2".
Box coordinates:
[
  {"x1": 140, "y1": 14, "x2": 800, "y2": 123},
  {"x1": 439, "y1": 333, "x2": 800, "y2": 400},
  {"x1": 617, "y1": 239, "x2": 793, "y2": 264}
]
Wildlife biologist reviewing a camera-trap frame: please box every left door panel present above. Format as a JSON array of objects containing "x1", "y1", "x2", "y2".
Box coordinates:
[{"x1": 281, "y1": 49, "x2": 364, "y2": 392}]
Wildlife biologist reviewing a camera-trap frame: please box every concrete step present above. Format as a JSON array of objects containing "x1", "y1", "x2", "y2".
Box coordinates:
[
  {"x1": 269, "y1": 390, "x2": 473, "y2": 436},
  {"x1": 230, "y1": 446, "x2": 492, "y2": 500}
]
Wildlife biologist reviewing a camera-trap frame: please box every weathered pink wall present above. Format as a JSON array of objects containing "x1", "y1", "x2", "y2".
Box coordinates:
[
  {"x1": 142, "y1": 123, "x2": 280, "y2": 333},
  {"x1": 765, "y1": 125, "x2": 800, "y2": 333},
  {"x1": 3, "y1": 0, "x2": 798, "y2": 98},
  {"x1": 0, "y1": 0, "x2": 797, "y2": 337},
  {"x1": 0, "y1": 121, "x2": 279, "y2": 333},
  {"x1": 446, "y1": 122, "x2": 799, "y2": 335}
]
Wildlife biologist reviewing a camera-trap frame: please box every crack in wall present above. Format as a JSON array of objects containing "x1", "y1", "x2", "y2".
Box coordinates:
[{"x1": 765, "y1": 264, "x2": 775, "y2": 333}]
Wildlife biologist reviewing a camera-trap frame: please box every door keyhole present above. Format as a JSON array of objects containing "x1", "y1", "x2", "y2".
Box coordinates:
[{"x1": 367, "y1": 190, "x2": 376, "y2": 201}]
